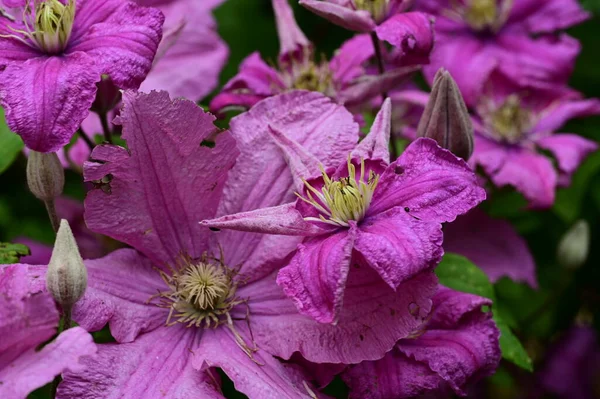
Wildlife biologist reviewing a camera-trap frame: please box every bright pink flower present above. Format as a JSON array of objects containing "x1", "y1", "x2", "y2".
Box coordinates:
[
  {"x1": 342, "y1": 286, "x2": 501, "y2": 398},
  {"x1": 55, "y1": 90, "x2": 438, "y2": 398},
  {"x1": 0, "y1": 263, "x2": 96, "y2": 399},
  {"x1": 203, "y1": 97, "x2": 485, "y2": 323},
  {"x1": 210, "y1": 0, "x2": 420, "y2": 114},
  {"x1": 417, "y1": 0, "x2": 590, "y2": 105},
  {"x1": 0, "y1": 0, "x2": 164, "y2": 152}
]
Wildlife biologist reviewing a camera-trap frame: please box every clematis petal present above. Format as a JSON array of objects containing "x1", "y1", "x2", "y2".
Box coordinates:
[
  {"x1": 2, "y1": 328, "x2": 96, "y2": 399},
  {"x1": 444, "y1": 209, "x2": 537, "y2": 287},
  {"x1": 329, "y1": 34, "x2": 374, "y2": 86},
  {"x1": 68, "y1": 0, "x2": 164, "y2": 89},
  {"x1": 537, "y1": 134, "x2": 598, "y2": 181},
  {"x1": 0, "y1": 53, "x2": 99, "y2": 152},
  {"x1": 0, "y1": 24, "x2": 40, "y2": 64},
  {"x1": 490, "y1": 147, "x2": 557, "y2": 208},
  {"x1": 273, "y1": 0, "x2": 311, "y2": 62},
  {"x1": 369, "y1": 138, "x2": 485, "y2": 223},
  {"x1": 276, "y1": 226, "x2": 356, "y2": 324},
  {"x1": 507, "y1": 0, "x2": 590, "y2": 33},
  {"x1": 139, "y1": 0, "x2": 228, "y2": 100},
  {"x1": 374, "y1": 12, "x2": 435, "y2": 65},
  {"x1": 84, "y1": 91, "x2": 238, "y2": 266},
  {"x1": 354, "y1": 207, "x2": 443, "y2": 290},
  {"x1": 242, "y1": 268, "x2": 437, "y2": 364},
  {"x1": 534, "y1": 98, "x2": 600, "y2": 134},
  {"x1": 195, "y1": 328, "x2": 324, "y2": 399},
  {"x1": 470, "y1": 134, "x2": 510, "y2": 176},
  {"x1": 299, "y1": 0, "x2": 376, "y2": 33},
  {"x1": 69, "y1": 249, "x2": 167, "y2": 343},
  {"x1": 352, "y1": 98, "x2": 391, "y2": 164},
  {"x1": 57, "y1": 326, "x2": 224, "y2": 399}
]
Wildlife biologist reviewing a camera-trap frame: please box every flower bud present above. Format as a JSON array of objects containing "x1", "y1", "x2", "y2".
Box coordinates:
[
  {"x1": 416, "y1": 68, "x2": 474, "y2": 160},
  {"x1": 557, "y1": 220, "x2": 590, "y2": 270},
  {"x1": 26, "y1": 151, "x2": 64, "y2": 202},
  {"x1": 46, "y1": 219, "x2": 88, "y2": 311}
]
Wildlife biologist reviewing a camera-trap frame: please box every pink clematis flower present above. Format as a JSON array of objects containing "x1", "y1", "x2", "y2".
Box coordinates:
[
  {"x1": 0, "y1": 0, "x2": 164, "y2": 153},
  {"x1": 469, "y1": 79, "x2": 600, "y2": 208},
  {"x1": 210, "y1": 0, "x2": 420, "y2": 114},
  {"x1": 416, "y1": 0, "x2": 590, "y2": 105},
  {"x1": 0, "y1": 263, "x2": 96, "y2": 399},
  {"x1": 203, "y1": 96, "x2": 485, "y2": 324},
  {"x1": 54, "y1": 90, "x2": 438, "y2": 398},
  {"x1": 342, "y1": 286, "x2": 501, "y2": 398}
]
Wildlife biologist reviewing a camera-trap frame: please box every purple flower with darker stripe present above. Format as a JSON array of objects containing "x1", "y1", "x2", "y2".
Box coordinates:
[
  {"x1": 0, "y1": 0, "x2": 164, "y2": 152},
  {"x1": 202, "y1": 98, "x2": 486, "y2": 324}
]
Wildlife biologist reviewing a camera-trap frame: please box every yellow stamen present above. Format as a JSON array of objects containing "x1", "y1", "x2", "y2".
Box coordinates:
[
  {"x1": 485, "y1": 95, "x2": 532, "y2": 143},
  {"x1": 464, "y1": 0, "x2": 497, "y2": 31},
  {"x1": 354, "y1": 0, "x2": 389, "y2": 22},
  {"x1": 297, "y1": 156, "x2": 380, "y2": 227}
]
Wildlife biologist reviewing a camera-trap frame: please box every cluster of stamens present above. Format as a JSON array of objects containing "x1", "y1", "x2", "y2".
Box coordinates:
[
  {"x1": 0, "y1": 0, "x2": 75, "y2": 53},
  {"x1": 154, "y1": 253, "x2": 242, "y2": 329},
  {"x1": 279, "y1": 47, "x2": 333, "y2": 95},
  {"x1": 482, "y1": 95, "x2": 533, "y2": 144},
  {"x1": 297, "y1": 156, "x2": 380, "y2": 227}
]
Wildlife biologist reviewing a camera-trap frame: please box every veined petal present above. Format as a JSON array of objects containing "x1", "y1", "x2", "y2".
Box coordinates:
[
  {"x1": 355, "y1": 207, "x2": 443, "y2": 290},
  {"x1": 375, "y1": 12, "x2": 435, "y2": 65},
  {"x1": 537, "y1": 134, "x2": 598, "y2": 179},
  {"x1": 370, "y1": 138, "x2": 485, "y2": 223},
  {"x1": 534, "y1": 98, "x2": 600, "y2": 134},
  {"x1": 299, "y1": 0, "x2": 376, "y2": 32},
  {"x1": 57, "y1": 326, "x2": 223, "y2": 399},
  {"x1": 273, "y1": 0, "x2": 311, "y2": 62},
  {"x1": 507, "y1": 0, "x2": 590, "y2": 33},
  {"x1": 243, "y1": 268, "x2": 437, "y2": 364},
  {"x1": 0, "y1": 53, "x2": 99, "y2": 152},
  {"x1": 329, "y1": 34, "x2": 374, "y2": 87},
  {"x1": 352, "y1": 98, "x2": 392, "y2": 164},
  {"x1": 69, "y1": 0, "x2": 164, "y2": 89},
  {"x1": 84, "y1": 91, "x2": 238, "y2": 266},
  {"x1": 276, "y1": 226, "x2": 356, "y2": 324}
]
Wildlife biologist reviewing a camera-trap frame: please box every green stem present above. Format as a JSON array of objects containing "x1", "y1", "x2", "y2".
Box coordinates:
[{"x1": 99, "y1": 112, "x2": 113, "y2": 144}]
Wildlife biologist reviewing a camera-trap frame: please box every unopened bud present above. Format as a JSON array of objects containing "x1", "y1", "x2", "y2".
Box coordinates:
[
  {"x1": 46, "y1": 219, "x2": 88, "y2": 311},
  {"x1": 27, "y1": 151, "x2": 64, "y2": 202},
  {"x1": 557, "y1": 220, "x2": 590, "y2": 270},
  {"x1": 417, "y1": 68, "x2": 474, "y2": 160}
]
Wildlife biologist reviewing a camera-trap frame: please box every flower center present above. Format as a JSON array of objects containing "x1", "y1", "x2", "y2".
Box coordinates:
[
  {"x1": 354, "y1": 0, "x2": 389, "y2": 22},
  {"x1": 155, "y1": 254, "x2": 242, "y2": 328},
  {"x1": 0, "y1": 0, "x2": 76, "y2": 53},
  {"x1": 298, "y1": 156, "x2": 380, "y2": 227},
  {"x1": 291, "y1": 60, "x2": 332, "y2": 93},
  {"x1": 464, "y1": 0, "x2": 497, "y2": 31},
  {"x1": 485, "y1": 95, "x2": 532, "y2": 144}
]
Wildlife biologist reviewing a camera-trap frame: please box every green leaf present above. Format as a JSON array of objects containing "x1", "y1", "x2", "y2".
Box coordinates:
[
  {"x1": 435, "y1": 253, "x2": 495, "y2": 300},
  {"x1": 0, "y1": 242, "x2": 30, "y2": 264},
  {"x1": 494, "y1": 312, "x2": 534, "y2": 372},
  {"x1": 0, "y1": 108, "x2": 24, "y2": 174},
  {"x1": 436, "y1": 254, "x2": 533, "y2": 371}
]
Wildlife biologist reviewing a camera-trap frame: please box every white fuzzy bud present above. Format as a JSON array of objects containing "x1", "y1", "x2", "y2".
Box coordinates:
[
  {"x1": 27, "y1": 151, "x2": 64, "y2": 202},
  {"x1": 557, "y1": 220, "x2": 590, "y2": 270},
  {"x1": 46, "y1": 219, "x2": 88, "y2": 310}
]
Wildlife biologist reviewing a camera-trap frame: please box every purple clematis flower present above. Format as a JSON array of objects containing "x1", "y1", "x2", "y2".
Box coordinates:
[
  {"x1": 469, "y1": 80, "x2": 600, "y2": 208},
  {"x1": 0, "y1": 263, "x2": 96, "y2": 399},
  {"x1": 210, "y1": 0, "x2": 419, "y2": 114},
  {"x1": 0, "y1": 0, "x2": 164, "y2": 152},
  {"x1": 341, "y1": 286, "x2": 501, "y2": 398},
  {"x1": 54, "y1": 90, "x2": 438, "y2": 398},
  {"x1": 203, "y1": 96, "x2": 485, "y2": 323},
  {"x1": 416, "y1": 0, "x2": 590, "y2": 105}
]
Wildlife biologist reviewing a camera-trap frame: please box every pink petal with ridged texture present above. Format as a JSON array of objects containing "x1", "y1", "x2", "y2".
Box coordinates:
[
  {"x1": 69, "y1": 0, "x2": 164, "y2": 89},
  {"x1": 58, "y1": 326, "x2": 224, "y2": 399},
  {"x1": 329, "y1": 34, "x2": 374, "y2": 86},
  {"x1": 490, "y1": 147, "x2": 557, "y2": 208},
  {"x1": 299, "y1": 0, "x2": 375, "y2": 32},
  {"x1": 352, "y1": 98, "x2": 391, "y2": 164},
  {"x1": 355, "y1": 207, "x2": 443, "y2": 289},
  {"x1": 507, "y1": 0, "x2": 590, "y2": 33},
  {"x1": 242, "y1": 268, "x2": 437, "y2": 364},
  {"x1": 70, "y1": 249, "x2": 168, "y2": 343},
  {"x1": 537, "y1": 134, "x2": 598, "y2": 180},
  {"x1": 0, "y1": 22, "x2": 40, "y2": 64},
  {"x1": 375, "y1": 12, "x2": 434, "y2": 65},
  {"x1": 273, "y1": 0, "x2": 311, "y2": 62},
  {"x1": 84, "y1": 91, "x2": 238, "y2": 266},
  {"x1": 214, "y1": 91, "x2": 358, "y2": 282},
  {"x1": 276, "y1": 226, "x2": 355, "y2": 324},
  {"x1": 0, "y1": 53, "x2": 99, "y2": 152},
  {"x1": 138, "y1": 0, "x2": 228, "y2": 100},
  {"x1": 370, "y1": 138, "x2": 485, "y2": 222},
  {"x1": 534, "y1": 98, "x2": 600, "y2": 134},
  {"x1": 194, "y1": 328, "x2": 325, "y2": 399},
  {"x1": 2, "y1": 328, "x2": 96, "y2": 399},
  {"x1": 444, "y1": 209, "x2": 537, "y2": 287}
]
